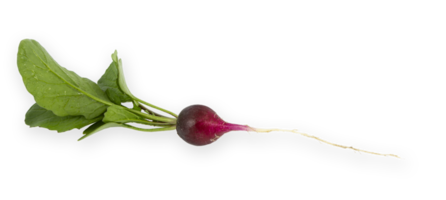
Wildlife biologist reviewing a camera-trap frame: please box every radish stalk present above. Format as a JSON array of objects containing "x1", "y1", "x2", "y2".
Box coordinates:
[
  {"x1": 136, "y1": 98, "x2": 178, "y2": 118},
  {"x1": 121, "y1": 124, "x2": 176, "y2": 132},
  {"x1": 139, "y1": 104, "x2": 167, "y2": 118}
]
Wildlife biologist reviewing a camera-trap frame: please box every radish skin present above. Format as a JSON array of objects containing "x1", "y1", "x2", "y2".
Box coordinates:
[{"x1": 176, "y1": 104, "x2": 250, "y2": 146}]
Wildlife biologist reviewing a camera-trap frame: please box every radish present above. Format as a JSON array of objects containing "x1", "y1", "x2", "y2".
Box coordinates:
[
  {"x1": 17, "y1": 39, "x2": 398, "y2": 158},
  {"x1": 176, "y1": 105, "x2": 398, "y2": 157},
  {"x1": 176, "y1": 104, "x2": 250, "y2": 146}
]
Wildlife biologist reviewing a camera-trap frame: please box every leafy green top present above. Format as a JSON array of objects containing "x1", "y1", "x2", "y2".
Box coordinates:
[{"x1": 17, "y1": 39, "x2": 177, "y2": 140}]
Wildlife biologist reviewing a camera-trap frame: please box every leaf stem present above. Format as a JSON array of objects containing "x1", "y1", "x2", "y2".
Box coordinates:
[
  {"x1": 138, "y1": 122, "x2": 174, "y2": 127},
  {"x1": 136, "y1": 98, "x2": 178, "y2": 118},
  {"x1": 110, "y1": 119, "x2": 174, "y2": 127},
  {"x1": 125, "y1": 107, "x2": 177, "y2": 124},
  {"x1": 121, "y1": 124, "x2": 176, "y2": 132},
  {"x1": 139, "y1": 104, "x2": 167, "y2": 118}
]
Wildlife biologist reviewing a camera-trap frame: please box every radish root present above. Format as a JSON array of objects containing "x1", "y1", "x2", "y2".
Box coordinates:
[{"x1": 251, "y1": 127, "x2": 399, "y2": 158}]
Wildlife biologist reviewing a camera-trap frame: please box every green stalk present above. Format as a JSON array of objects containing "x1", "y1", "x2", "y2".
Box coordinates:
[
  {"x1": 129, "y1": 122, "x2": 173, "y2": 128},
  {"x1": 113, "y1": 119, "x2": 174, "y2": 127},
  {"x1": 139, "y1": 104, "x2": 169, "y2": 117},
  {"x1": 132, "y1": 101, "x2": 142, "y2": 111},
  {"x1": 136, "y1": 98, "x2": 178, "y2": 118},
  {"x1": 121, "y1": 124, "x2": 176, "y2": 132},
  {"x1": 125, "y1": 107, "x2": 177, "y2": 124}
]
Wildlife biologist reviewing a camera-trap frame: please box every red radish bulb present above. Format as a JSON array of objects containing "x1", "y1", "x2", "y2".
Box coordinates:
[{"x1": 176, "y1": 104, "x2": 251, "y2": 146}]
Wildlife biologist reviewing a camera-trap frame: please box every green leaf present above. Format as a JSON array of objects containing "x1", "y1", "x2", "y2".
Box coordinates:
[
  {"x1": 97, "y1": 51, "x2": 132, "y2": 104},
  {"x1": 112, "y1": 51, "x2": 136, "y2": 99},
  {"x1": 110, "y1": 49, "x2": 178, "y2": 117},
  {"x1": 25, "y1": 103, "x2": 102, "y2": 133},
  {"x1": 78, "y1": 121, "x2": 124, "y2": 141},
  {"x1": 103, "y1": 105, "x2": 147, "y2": 124},
  {"x1": 17, "y1": 39, "x2": 112, "y2": 119}
]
